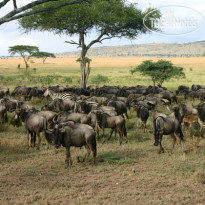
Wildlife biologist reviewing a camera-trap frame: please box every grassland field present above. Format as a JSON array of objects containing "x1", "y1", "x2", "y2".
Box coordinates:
[{"x1": 1, "y1": 57, "x2": 205, "y2": 204}]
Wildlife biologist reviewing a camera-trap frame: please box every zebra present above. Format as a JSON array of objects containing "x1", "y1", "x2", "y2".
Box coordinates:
[{"x1": 43, "y1": 89, "x2": 74, "y2": 101}]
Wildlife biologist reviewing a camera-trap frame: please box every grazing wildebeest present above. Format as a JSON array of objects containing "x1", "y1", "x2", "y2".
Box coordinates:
[
  {"x1": 0, "y1": 98, "x2": 20, "y2": 112},
  {"x1": 176, "y1": 85, "x2": 189, "y2": 95},
  {"x1": 16, "y1": 110, "x2": 47, "y2": 149},
  {"x1": 107, "y1": 100, "x2": 129, "y2": 119},
  {"x1": 0, "y1": 105, "x2": 7, "y2": 123},
  {"x1": 36, "y1": 111, "x2": 55, "y2": 128},
  {"x1": 178, "y1": 104, "x2": 198, "y2": 120},
  {"x1": 53, "y1": 112, "x2": 91, "y2": 124},
  {"x1": 74, "y1": 100, "x2": 100, "y2": 114},
  {"x1": 0, "y1": 87, "x2": 10, "y2": 98},
  {"x1": 42, "y1": 98, "x2": 74, "y2": 112},
  {"x1": 99, "y1": 106, "x2": 117, "y2": 116},
  {"x1": 96, "y1": 111, "x2": 127, "y2": 144},
  {"x1": 88, "y1": 107, "x2": 118, "y2": 137},
  {"x1": 45, "y1": 122, "x2": 97, "y2": 167},
  {"x1": 134, "y1": 105, "x2": 149, "y2": 133},
  {"x1": 88, "y1": 96, "x2": 108, "y2": 105},
  {"x1": 153, "y1": 107, "x2": 185, "y2": 153}
]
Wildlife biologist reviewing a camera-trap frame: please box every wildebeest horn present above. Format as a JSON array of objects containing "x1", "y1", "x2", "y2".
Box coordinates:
[{"x1": 53, "y1": 115, "x2": 58, "y2": 123}]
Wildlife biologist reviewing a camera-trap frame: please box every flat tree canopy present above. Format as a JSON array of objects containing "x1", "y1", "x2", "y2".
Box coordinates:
[
  {"x1": 130, "y1": 60, "x2": 185, "y2": 86},
  {"x1": 19, "y1": 0, "x2": 160, "y2": 88},
  {"x1": 8, "y1": 45, "x2": 39, "y2": 70},
  {"x1": 32, "y1": 51, "x2": 56, "y2": 63},
  {"x1": 0, "y1": 0, "x2": 86, "y2": 25}
]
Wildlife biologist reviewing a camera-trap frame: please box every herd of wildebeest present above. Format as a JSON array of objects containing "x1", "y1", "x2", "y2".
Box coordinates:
[{"x1": 0, "y1": 84, "x2": 205, "y2": 167}]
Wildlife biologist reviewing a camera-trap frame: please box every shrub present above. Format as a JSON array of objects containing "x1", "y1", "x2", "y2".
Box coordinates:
[
  {"x1": 62, "y1": 77, "x2": 72, "y2": 84},
  {"x1": 90, "y1": 74, "x2": 109, "y2": 85}
]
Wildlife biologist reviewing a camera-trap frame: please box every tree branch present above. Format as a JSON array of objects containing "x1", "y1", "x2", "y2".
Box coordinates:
[
  {"x1": 65, "y1": 40, "x2": 79, "y2": 46},
  {"x1": 0, "y1": 0, "x2": 10, "y2": 9},
  {"x1": 0, "y1": 0, "x2": 86, "y2": 25},
  {"x1": 86, "y1": 32, "x2": 106, "y2": 51}
]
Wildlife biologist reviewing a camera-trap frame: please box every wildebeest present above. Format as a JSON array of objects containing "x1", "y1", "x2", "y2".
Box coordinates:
[
  {"x1": 0, "y1": 86, "x2": 10, "y2": 98},
  {"x1": 16, "y1": 110, "x2": 47, "y2": 149},
  {"x1": 177, "y1": 104, "x2": 198, "y2": 120},
  {"x1": 134, "y1": 105, "x2": 149, "y2": 133},
  {"x1": 152, "y1": 110, "x2": 167, "y2": 121},
  {"x1": 176, "y1": 85, "x2": 189, "y2": 95},
  {"x1": 88, "y1": 96, "x2": 108, "y2": 105},
  {"x1": 53, "y1": 112, "x2": 91, "y2": 124},
  {"x1": 42, "y1": 98, "x2": 74, "y2": 112},
  {"x1": 153, "y1": 107, "x2": 185, "y2": 153},
  {"x1": 197, "y1": 102, "x2": 205, "y2": 137},
  {"x1": 45, "y1": 122, "x2": 97, "y2": 167},
  {"x1": 0, "y1": 105, "x2": 7, "y2": 123},
  {"x1": 99, "y1": 106, "x2": 117, "y2": 116},
  {"x1": 96, "y1": 111, "x2": 127, "y2": 144},
  {"x1": 12, "y1": 85, "x2": 31, "y2": 97},
  {"x1": 107, "y1": 100, "x2": 129, "y2": 119},
  {"x1": 74, "y1": 100, "x2": 100, "y2": 114},
  {"x1": 0, "y1": 98, "x2": 20, "y2": 112}
]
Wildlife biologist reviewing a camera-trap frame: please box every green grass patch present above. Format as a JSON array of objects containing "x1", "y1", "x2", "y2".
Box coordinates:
[{"x1": 98, "y1": 152, "x2": 134, "y2": 164}]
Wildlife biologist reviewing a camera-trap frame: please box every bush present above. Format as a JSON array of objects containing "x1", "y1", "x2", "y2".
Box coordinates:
[
  {"x1": 90, "y1": 74, "x2": 109, "y2": 85},
  {"x1": 62, "y1": 77, "x2": 72, "y2": 84}
]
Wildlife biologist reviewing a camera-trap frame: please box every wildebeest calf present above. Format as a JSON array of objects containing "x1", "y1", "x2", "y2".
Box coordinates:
[
  {"x1": 96, "y1": 111, "x2": 127, "y2": 144},
  {"x1": 134, "y1": 105, "x2": 149, "y2": 133}
]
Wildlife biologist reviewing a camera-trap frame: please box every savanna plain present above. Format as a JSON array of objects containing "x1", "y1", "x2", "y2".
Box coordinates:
[{"x1": 1, "y1": 57, "x2": 205, "y2": 205}]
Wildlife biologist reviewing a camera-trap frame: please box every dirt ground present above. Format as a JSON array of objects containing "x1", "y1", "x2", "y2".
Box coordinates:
[{"x1": 1, "y1": 124, "x2": 205, "y2": 205}]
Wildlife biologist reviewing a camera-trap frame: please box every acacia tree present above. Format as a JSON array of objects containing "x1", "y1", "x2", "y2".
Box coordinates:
[
  {"x1": 8, "y1": 45, "x2": 39, "y2": 70},
  {"x1": 0, "y1": 0, "x2": 86, "y2": 26},
  {"x1": 130, "y1": 60, "x2": 185, "y2": 86},
  {"x1": 19, "y1": 0, "x2": 160, "y2": 89},
  {"x1": 32, "y1": 51, "x2": 56, "y2": 63}
]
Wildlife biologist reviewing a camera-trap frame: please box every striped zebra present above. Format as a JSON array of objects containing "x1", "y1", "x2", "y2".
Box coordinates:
[{"x1": 43, "y1": 89, "x2": 74, "y2": 100}]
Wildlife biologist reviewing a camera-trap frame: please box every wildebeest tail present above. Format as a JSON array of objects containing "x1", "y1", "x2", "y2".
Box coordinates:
[
  {"x1": 178, "y1": 127, "x2": 185, "y2": 141},
  {"x1": 4, "y1": 113, "x2": 8, "y2": 123},
  {"x1": 153, "y1": 117, "x2": 163, "y2": 146},
  {"x1": 122, "y1": 120, "x2": 127, "y2": 137},
  {"x1": 92, "y1": 132, "x2": 97, "y2": 157}
]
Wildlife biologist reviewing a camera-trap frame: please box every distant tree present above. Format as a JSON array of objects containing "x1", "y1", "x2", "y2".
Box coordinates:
[
  {"x1": 19, "y1": 0, "x2": 161, "y2": 88},
  {"x1": 0, "y1": 0, "x2": 86, "y2": 26},
  {"x1": 130, "y1": 60, "x2": 185, "y2": 86},
  {"x1": 202, "y1": 51, "x2": 205, "y2": 57},
  {"x1": 8, "y1": 45, "x2": 39, "y2": 70},
  {"x1": 32, "y1": 51, "x2": 56, "y2": 63}
]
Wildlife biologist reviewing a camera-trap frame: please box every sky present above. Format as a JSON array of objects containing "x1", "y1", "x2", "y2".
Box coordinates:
[{"x1": 0, "y1": 0, "x2": 205, "y2": 56}]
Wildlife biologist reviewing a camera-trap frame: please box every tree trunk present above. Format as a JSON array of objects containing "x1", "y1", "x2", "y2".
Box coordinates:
[
  {"x1": 80, "y1": 60, "x2": 86, "y2": 89},
  {"x1": 26, "y1": 62, "x2": 29, "y2": 71},
  {"x1": 85, "y1": 61, "x2": 91, "y2": 86},
  {"x1": 23, "y1": 56, "x2": 29, "y2": 71},
  {"x1": 43, "y1": 57, "x2": 47, "y2": 64},
  {"x1": 79, "y1": 33, "x2": 87, "y2": 89}
]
